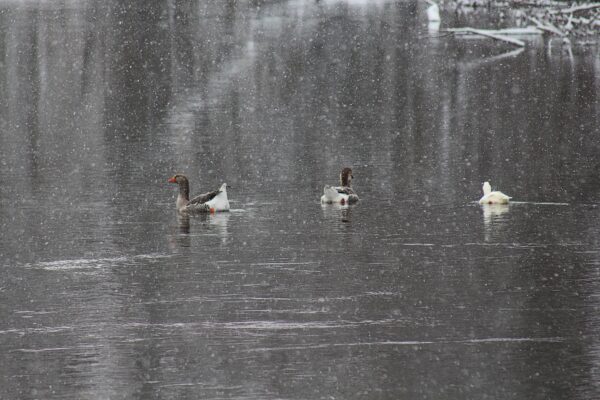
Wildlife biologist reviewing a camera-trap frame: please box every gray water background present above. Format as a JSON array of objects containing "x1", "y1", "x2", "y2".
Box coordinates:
[{"x1": 1, "y1": 0, "x2": 600, "y2": 398}]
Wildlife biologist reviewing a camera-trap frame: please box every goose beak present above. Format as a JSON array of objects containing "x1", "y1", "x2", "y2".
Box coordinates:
[{"x1": 168, "y1": 176, "x2": 177, "y2": 183}]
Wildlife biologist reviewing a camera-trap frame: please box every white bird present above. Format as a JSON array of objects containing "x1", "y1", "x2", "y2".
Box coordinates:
[
  {"x1": 321, "y1": 167, "x2": 359, "y2": 205},
  {"x1": 478, "y1": 181, "x2": 511, "y2": 205},
  {"x1": 168, "y1": 174, "x2": 230, "y2": 213},
  {"x1": 426, "y1": 1, "x2": 441, "y2": 22}
]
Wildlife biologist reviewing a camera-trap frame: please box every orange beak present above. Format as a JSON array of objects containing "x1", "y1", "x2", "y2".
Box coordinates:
[{"x1": 168, "y1": 176, "x2": 177, "y2": 183}]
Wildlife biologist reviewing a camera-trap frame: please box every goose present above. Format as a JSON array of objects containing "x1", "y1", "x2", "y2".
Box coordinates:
[
  {"x1": 479, "y1": 181, "x2": 511, "y2": 205},
  {"x1": 320, "y1": 167, "x2": 359, "y2": 205},
  {"x1": 425, "y1": 0, "x2": 440, "y2": 22},
  {"x1": 168, "y1": 174, "x2": 230, "y2": 213}
]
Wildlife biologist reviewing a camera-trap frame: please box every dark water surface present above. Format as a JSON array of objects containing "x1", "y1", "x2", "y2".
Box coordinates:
[{"x1": 1, "y1": 0, "x2": 600, "y2": 398}]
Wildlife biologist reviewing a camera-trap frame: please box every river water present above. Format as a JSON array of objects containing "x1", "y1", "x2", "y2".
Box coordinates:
[{"x1": 1, "y1": 0, "x2": 599, "y2": 399}]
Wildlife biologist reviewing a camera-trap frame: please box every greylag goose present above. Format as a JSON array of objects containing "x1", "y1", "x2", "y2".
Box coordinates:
[
  {"x1": 321, "y1": 167, "x2": 359, "y2": 205},
  {"x1": 168, "y1": 174, "x2": 230, "y2": 213},
  {"x1": 479, "y1": 181, "x2": 511, "y2": 205}
]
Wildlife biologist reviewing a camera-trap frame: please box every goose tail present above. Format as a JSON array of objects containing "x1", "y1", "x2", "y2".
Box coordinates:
[{"x1": 321, "y1": 185, "x2": 339, "y2": 203}]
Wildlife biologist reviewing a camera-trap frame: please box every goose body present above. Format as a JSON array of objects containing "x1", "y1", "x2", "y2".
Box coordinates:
[
  {"x1": 168, "y1": 175, "x2": 230, "y2": 213},
  {"x1": 321, "y1": 167, "x2": 359, "y2": 205},
  {"x1": 479, "y1": 181, "x2": 511, "y2": 205}
]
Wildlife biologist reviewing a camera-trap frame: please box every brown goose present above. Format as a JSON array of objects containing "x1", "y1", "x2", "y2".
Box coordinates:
[
  {"x1": 320, "y1": 167, "x2": 359, "y2": 205},
  {"x1": 168, "y1": 174, "x2": 230, "y2": 213}
]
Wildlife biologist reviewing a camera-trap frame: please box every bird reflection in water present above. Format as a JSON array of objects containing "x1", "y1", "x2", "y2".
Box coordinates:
[
  {"x1": 177, "y1": 214, "x2": 190, "y2": 234},
  {"x1": 207, "y1": 212, "x2": 231, "y2": 244},
  {"x1": 167, "y1": 213, "x2": 191, "y2": 250},
  {"x1": 168, "y1": 212, "x2": 231, "y2": 248},
  {"x1": 481, "y1": 203, "x2": 510, "y2": 242},
  {"x1": 321, "y1": 202, "x2": 354, "y2": 224}
]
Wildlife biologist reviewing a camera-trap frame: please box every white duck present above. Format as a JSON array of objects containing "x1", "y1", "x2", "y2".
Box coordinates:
[
  {"x1": 321, "y1": 167, "x2": 359, "y2": 205},
  {"x1": 168, "y1": 174, "x2": 230, "y2": 213},
  {"x1": 479, "y1": 181, "x2": 511, "y2": 205}
]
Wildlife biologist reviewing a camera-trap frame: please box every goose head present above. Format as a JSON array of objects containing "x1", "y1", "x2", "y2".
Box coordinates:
[
  {"x1": 168, "y1": 174, "x2": 189, "y2": 185},
  {"x1": 168, "y1": 174, "x2": 190, "y2": 200},
  {"x1": 482, "y1": 181, "x2": 491, "y2": 196},
  {"x1": 340, "y1": 167, "x2": 354, "y2": 187}
]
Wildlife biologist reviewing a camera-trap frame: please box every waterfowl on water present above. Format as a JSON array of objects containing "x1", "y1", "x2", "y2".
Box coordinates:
[
  {"x1": 479, "y1": 181, "x2": 511, "y2": 205},
  {"x1": 320, "y1": 167, "x2": 359, "y2": 205},
  {"x1": 168, "y1": 174, "x2": 230, "y2": 213}
]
